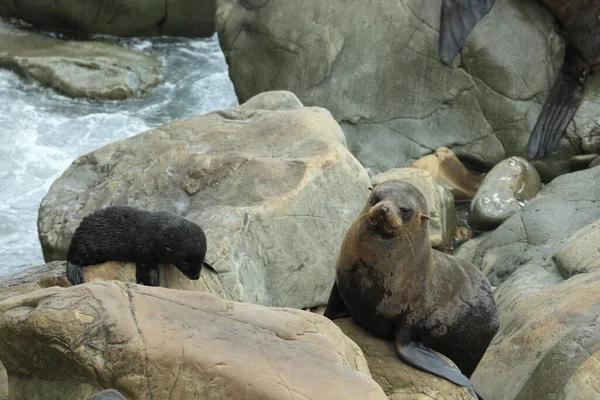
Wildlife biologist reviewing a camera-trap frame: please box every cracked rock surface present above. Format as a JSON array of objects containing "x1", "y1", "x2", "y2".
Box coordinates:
[
  {"x1": 470, "y1": 264, "x2": 600, "y2": 400},
  {"x1": 0, "y1": 0, "x2": 215, "y2": 37},
  {"x1": 0, "y1": 281, "x2": 387, "y2": 400},
  {"x1": 37, "y1": 90, "x2": 371, "y2": 309},
  {"x1": 0, "y1": 22, "x2": 161, "y2": 100},
  {"x1": 216, "y1": 0, "x2": 600, "y2": 174},
  {"x1": 334, "y1": 318, "x2": 478, "y2": 400}
]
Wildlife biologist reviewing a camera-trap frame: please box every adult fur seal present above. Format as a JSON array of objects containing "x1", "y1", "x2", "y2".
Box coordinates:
[
  {"x1": 439, "y1": 0, "x2": 600, "y2": 159},
  {"x1": 66, "y1": 206, "x2": 217, "y2": 286},
  {"x1": 324, "y1": 180, "x2": 499, "y2": 396}
]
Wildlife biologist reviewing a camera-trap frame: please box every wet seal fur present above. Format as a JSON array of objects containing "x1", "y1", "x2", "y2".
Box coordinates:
[
  {"x1": 439, "y1": 0, "x2": 600, "y2": 159},
  {"x1": 66, "y1": 206, "x2": 217, "y2": 286},
  {"x1": 324, "y1": 180, "x2": 499, "y2": 398}
]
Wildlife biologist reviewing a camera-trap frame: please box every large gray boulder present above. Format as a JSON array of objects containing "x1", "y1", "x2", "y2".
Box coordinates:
[
  {"x1": 0, "y1": 0, "x2": 215, "y2": 37},
  {"x1": 37, "y1": 91, "x2": 371, "y2": 309},
  {"x1": 216, "y1": 0, "x2": 600, "y2": 175},
  {"x1": 456, "y1": 166, "x2": 600, "y2": 286},
  {"x1": 0, "y1": 22, "x2": 161, "y2": 100}
]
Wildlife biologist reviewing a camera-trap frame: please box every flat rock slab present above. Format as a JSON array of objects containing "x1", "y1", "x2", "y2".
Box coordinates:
[
  {"x1": 216, "y1": 0, "x2": 597, "y2": 174},
  {"x1": 335, "y1": 318, "x2": 478, "y2": 400},
  {"x1": 0, "y1": 0, "x2": 215, "y2": 37},
  {"x1": 37, "y1": 91, "x2": 371, "y2": 309},
  {"x1": 0, "y1": 282, "x2": 387, "y2": 400},
  {"x1": 0, "y1": 22, "x2": 161, "y2": 100}
]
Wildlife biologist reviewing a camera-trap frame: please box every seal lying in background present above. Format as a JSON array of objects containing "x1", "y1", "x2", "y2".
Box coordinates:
[
  {"x1": 66, "y1": 206, "x2": 217, "y2": 286},
  {"x1": 90, "y1": 389, "x2": 126, "y2": 400},
  {"x1": 324, "y1": 180, "x2": 498, "y2": 396},
  {"x1": 439, "y1": 0, "x2": 600, "y2": 159}
]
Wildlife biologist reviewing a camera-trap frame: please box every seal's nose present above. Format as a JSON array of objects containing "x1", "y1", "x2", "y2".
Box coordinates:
[{"x1": 379, "y1": 206, "x2": 389, "y2": 215}]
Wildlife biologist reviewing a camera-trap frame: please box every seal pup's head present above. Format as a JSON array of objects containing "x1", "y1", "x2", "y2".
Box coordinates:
[
  {"x1": 160, "y1": 219, "x2": 210, "y2": 280},
  {"x1": 362, "y1": 180, "x2": 430, "y2": 240}
]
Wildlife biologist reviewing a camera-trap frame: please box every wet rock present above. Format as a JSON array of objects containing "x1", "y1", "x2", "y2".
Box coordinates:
[
  {"x1": 554, "y1": 218, "x2": 600, "y2": 279},
  {"x1": 37, "y1": 91, "x2": 371, "y2": 309},
  {"x1": 0, "y1": 0, "x2": 215, "y2": 37},
  {"x1": 371, "y1": 167, "x2": 456, "y2": 250},
  {"x1": 215, "y1": 0, "x2": 591, "y2": 173},
  {"x1": 0, "y1": 282, "x2": 387, "y2": 400},
  {"x1": 409, "y1": 147, "x2": 483, "y2": 200},
  {"x1": 472, "y1": 264, "x2": 600, "y2": 400},
  {"x1": 468, "y1": 157, "x2": 541, "y2": 231},
  {"x1": 334, "y1": 318, "x2": 478, "y2": 400},
  {"x1": 455, "y1": 166, "x2": 600, "y2": 286},
  {"x1": 570, "y1": 154, "x2": 598, "y2": 171},
  {"x1": 0, "y1": 22, "x2": 161, "y2": 100}
]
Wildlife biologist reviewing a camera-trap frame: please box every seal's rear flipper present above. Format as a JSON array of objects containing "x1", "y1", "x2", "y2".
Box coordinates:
[
  {"x1": 323, "y1": 281, "x2": 350, "y2": 320},
  {"x1": 528, "y1": 47, "x2": 589, "y2": 159},
  {"x1": 66, "y1": 261, "x2": 84, "y2": 285},
  {"x1": 203, "y1": 260, "x2": 219, "y2": 274},
  {"x1": 439, "y1": 0, "x2": 496, "y2": 65}
]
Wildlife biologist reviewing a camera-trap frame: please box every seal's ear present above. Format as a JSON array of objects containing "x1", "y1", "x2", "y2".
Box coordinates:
[
  {"x1": 420, "y1": 213, "x2": 430, "y2": 221},
  {"x1": 368, "y1": 187, "x2": 374, "y2": 191}
]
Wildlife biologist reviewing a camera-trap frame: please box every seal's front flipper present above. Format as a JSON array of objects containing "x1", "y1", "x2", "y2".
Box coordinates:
[
  {"x1": 439, "y1": 0, "x2": 496, "y2": 65},
  {"x1": 394, "y1": 326, "x2": 473, "y2": 388},
  {"x1": 203, "y1": 260, "x2": 218, "y2": 275},
  {"x1": 66, "y1": 261, "x2": 85, "y2": 285},
  {"x1": 323, "y1": 281, "x2": 350, "y2": 320},
  {"x1": 528, "y1": 47, "x2": 589, "y2": 159},
  {"x1": 136, "y1": 262, "x2": 160, "y2": 286}
]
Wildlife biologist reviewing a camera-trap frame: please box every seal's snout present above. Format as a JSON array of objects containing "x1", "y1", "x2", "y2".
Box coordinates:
[{"x1": 379, "y1": 206, "x2": 389, "y2": 215}]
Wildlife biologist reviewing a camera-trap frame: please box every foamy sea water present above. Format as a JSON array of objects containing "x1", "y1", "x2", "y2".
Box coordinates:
[{"x1": 0, "y1": 33, "x2": 238, "y2": 276}]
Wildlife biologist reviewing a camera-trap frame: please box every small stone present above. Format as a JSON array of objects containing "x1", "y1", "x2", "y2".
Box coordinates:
[
  {"x1": 468, "y1": 157, "x2": 541, "y2": 231},
  {"x1": 588, "y1": 155, "x2": 600, "y2": 169}
]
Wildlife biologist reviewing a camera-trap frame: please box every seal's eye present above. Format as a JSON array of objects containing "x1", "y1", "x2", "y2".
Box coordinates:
[
  {"x1": 399, "y1": 207, "x2": 413, "y2": 221},
  {"x1": 370, "y1": 194, "x2": 381, "y2": 205}
]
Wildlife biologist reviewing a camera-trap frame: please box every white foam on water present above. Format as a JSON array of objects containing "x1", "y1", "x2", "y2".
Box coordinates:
[{"x1": 0, "y1": 33, "x2": 239, "y2": 277}]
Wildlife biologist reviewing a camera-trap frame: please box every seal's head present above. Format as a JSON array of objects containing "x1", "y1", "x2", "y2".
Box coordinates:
[
  {"x1": 362, "y1": 180, "x2": 430, "y2": 239},
  {"x1": 160, "y1": 219, "x2": 208, "y2": 280}
]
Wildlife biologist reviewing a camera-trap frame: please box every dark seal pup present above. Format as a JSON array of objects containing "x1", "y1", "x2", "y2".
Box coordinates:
[
  {"x1": 439, "y1": 0, "x2": 600, "y2": 159},
  {"x1": 324, "y1": 180, "x2": 499, "y2": 397},
  {"x1": 66, "y1": 206, "x2": 217, "y2": 286}
]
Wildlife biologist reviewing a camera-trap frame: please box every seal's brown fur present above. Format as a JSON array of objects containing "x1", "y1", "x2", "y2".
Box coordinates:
[{"x1": 327, "y1": 179, "x2": 499, "y2": 377}]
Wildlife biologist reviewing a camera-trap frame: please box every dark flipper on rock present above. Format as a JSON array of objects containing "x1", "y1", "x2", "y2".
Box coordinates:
[
  {"x1": 439, "y1": 0, "x2": 496, "y2": 65},
  {"x1": 323, "y1": 281, "x2": 351, "y2": 320},
  {"x1": 394, "y1": 325, "x2": 482, "y2": 399},
  {"x1": 66, "y1": 261, "x2": 85, "y2": 285},
  {"x1": 136, "y1": 262, "x2": 160, "y2": 286},
  {"x1": 203, "y1": 260, "x2": 219, "y2": 275},
  {"x1": 528, "y1": 47, "x2": 589, "y2": 159}
]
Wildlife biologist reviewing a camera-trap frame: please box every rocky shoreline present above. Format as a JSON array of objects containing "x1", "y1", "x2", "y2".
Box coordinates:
[{"x1": 1, "y1": 0, "x2": 600, "y2": 398}]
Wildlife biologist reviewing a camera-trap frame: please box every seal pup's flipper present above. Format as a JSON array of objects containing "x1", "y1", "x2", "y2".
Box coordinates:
[
  {"x1": 66, "y1": 261, "x2": 85, "y2": 285},
  {"x1": 394, "y1": 325, "x2": 474, "y2": 387},
  {"x1": 323, "y1": 281, "x2": 351, "y2": 320},
  {"x1": 136, "y1": 262, "x2": 160, "y2": 286},
  {"x1": 203, "y1": 260, "x2": 219, "y2": 274},
  {"x1": 439, "y1": 0, "x2": 496, "y2": 64},
  {"x1": 527, "y1": 47, "x2": 589, "y2": 159}
]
